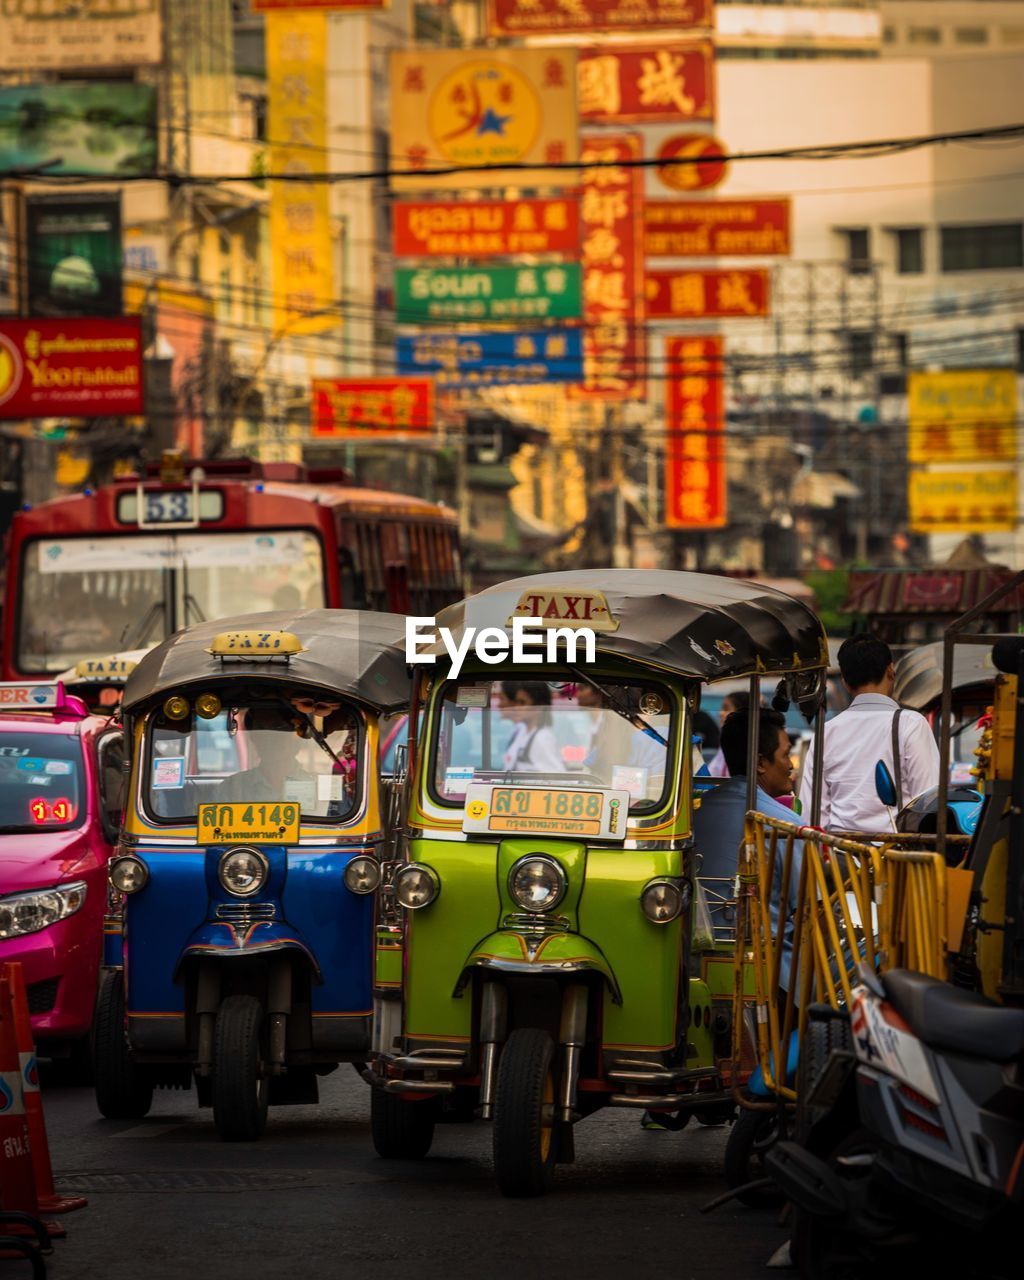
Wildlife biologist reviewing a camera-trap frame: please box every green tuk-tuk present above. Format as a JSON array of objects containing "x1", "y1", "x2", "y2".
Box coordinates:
[{"x1": 369, "y1": 570, "x2": 828, "y2": 1195}]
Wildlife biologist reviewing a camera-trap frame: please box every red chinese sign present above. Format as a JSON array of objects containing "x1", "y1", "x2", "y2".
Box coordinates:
[
  {"x1": 665, "y1": 336, "x2": 726, "y2": 529},
  {"x1": 393, "y1": 199, "x2": 579, "y2": 258},
  {"x1": 644, "y1": 200, "x2": 791, "y2": 257},
  {"x1": 311, "y1": 378, "x2": 434, "y2": 439},
  {"x1": 0, "y1": 317, "x2": 143, "y2": 420},
  {"x1": 253, "y1": 1, "x2": 384, "y2": 8},
  {"x1": 655, "y1": 134, "x2": 728, "y2": 192},
  {"x1": 490, "y1": 0, "x2": 713, "y2": 36},
  {"x1": 573, "y1": 133, "x2": 646, "y2": 401},
  {"x1": 646, "y1": 268, "x2": 770, "y2": 318},
  {"x1": 579, "y1": 43, "x2": 714, "y2": 123}
]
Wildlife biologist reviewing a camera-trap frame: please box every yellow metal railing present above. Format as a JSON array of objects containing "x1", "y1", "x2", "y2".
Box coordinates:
[{"x1": 731, "y1": 813, "x2": 948, "y2": 1103}]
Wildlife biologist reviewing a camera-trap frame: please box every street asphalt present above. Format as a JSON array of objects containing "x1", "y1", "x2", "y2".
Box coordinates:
[{"x1": 37, "y1": 1067, "x2": 787, "y2": 1280}]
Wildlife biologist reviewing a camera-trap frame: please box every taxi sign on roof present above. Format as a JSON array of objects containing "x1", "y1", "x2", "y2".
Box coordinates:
[
  {"x1": 74, "y1": 657, "x2": 138, "y2": 683},
  {"x1": 0, "y1": 683, "x2": 61, "y2": 709},
  {"x1": 508, "y1": 589, "x2": 619, "y2": 632},
  {"x1": 208, "y1": 630, "x2": 305, "y2": 658}
]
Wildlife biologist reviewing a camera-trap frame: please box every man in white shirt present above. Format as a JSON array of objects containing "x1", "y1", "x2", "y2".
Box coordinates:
[{"x1": 798, "y1": 633, "x2": 940, "y2": 833}]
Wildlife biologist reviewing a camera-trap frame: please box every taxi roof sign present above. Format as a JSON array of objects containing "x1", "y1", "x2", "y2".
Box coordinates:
[
  {"x1": 208, "y1": 630, "x2": 305, "y2": 659},
  {"x1": 73, "y1": 657, "x2": 138, "y2": 683},
  {"x1": 508, "y1": 588, "x2": 619, "y2": 632},
  {"x1": 0, "y1": 682, "x2": 62, "y2": 709}
]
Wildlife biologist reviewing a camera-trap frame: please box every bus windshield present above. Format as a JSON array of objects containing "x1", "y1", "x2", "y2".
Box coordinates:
[{"x1": 18, "y1": 531, "x2": 325, "y2": 673}]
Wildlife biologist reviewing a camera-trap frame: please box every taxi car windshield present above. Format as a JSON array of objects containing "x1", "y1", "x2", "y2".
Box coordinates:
[
  {"x1": 432, "y1": 677, "x2": 673, "y2": 810},
  {"x1": 0, "y1": 731, "x2": 84, "y2": 833},
  {"x1": 145, "y1": 701, "x2": 360, "y2": 824}
]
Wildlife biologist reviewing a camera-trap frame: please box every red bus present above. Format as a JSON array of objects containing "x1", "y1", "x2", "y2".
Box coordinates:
[{"x1": 2, "y1": 456, "x2": 462, "y2": 680}]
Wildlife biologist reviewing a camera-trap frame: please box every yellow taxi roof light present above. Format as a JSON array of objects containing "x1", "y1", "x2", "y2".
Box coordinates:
[
  {"x1": 208, "y1": 630, "x2": 305, "y2": 659},
  {"x1": 74, "y1": 656, "x2": 137, "y2": 682}
]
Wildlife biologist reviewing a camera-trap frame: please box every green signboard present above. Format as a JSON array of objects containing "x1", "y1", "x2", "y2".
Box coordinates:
[
  {"x1": 395, "y1": 264, "x2": 583, "y2": 323},
  {"x1": 0, "y1": 82, "x2": 157, "y2": 177}
]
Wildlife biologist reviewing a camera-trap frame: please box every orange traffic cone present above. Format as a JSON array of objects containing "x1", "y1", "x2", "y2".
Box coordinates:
[{"x1": 3, "y1": 964, "x2": 86, "y2": 1214}]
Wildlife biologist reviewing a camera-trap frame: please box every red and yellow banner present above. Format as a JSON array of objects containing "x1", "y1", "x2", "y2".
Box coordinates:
[
  {"x1": 393, "y1": 198, "x2": 579, "y2": 258},
  {"x1": 646, "y1": 268, "x2": 769, "y2": 318},
  {"x1": 574, "y1": 133, "x2": 646, "y2": 401},
  {"x1": 665, "y1": 336, "x2": 726, "y2": 529},
  {"x1": 266, "y1": 11, "x2": 335, "y2": 334},
  {"x1": 578, "y1": 43, "x2": 714, "y2": 123},
  {"x1": 311, "y1": 378, "x2": 434, "y2": 439},
  {"x1": 0, "y1": 317, "x2": 143, "y2": 420},
  {"x1": 490, "y1": 0, "x2": 713, "y2": 37},
  {"x1": 644, "y1": 200, "x2": 791, "y2": 257},
  {"x1": 654, "y1": 134, "x2": 728, "y2": 192},
  {"x1": 254, "y1": 1, "x2": 384, "y2": 8},
  {"x1": 389, "y1": 48, "x2": 578, "y2": 190}
]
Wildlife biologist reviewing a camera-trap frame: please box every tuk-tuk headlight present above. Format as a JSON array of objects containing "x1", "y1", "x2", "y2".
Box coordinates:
[
  {"x1": 218, "y1": 848, "x2": 268, "y2": 897},
  {"x1": 394, "y1": 863, "x2": 439, "y2": 910},
  {"x1": 641, "y1": 879, "x2": 684, "y2": 924},
  {"x1": 109, "y1": 857, "x2": 149, "y2": 895},
  {"x1": 344, "y1": 856, "x2": 380, "y2": 895},
  {"x1": 509, "y1": 856, "x2": 566, "y2": 913},
  {"x1": 0, "y1": 881, "x2": 87, "y2": 939}
]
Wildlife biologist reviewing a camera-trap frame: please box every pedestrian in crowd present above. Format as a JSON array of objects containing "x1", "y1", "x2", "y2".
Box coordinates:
[
  {"x1": 707, "y1": 689, "x2": 751, "y2": 776},
  {"x1": 798, "y1": 632, "x2": 940, "y2": 833}
]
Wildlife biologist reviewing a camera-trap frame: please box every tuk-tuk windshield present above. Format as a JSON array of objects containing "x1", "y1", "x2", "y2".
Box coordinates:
[
  {"x1": 432, "y1": 677, "x2": 674, "y2": 810},
  {"x1": 0, "y1": 731, "x2": 85, "y2": 833},
  {"x1": 144, "y1": 697, "x2": 361, "y2": 824}
]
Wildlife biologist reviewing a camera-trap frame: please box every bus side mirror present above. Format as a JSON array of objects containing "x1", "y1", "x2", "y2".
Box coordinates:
[{"x1": 875, "y1": 760, "x2": 898, "y2": 808}]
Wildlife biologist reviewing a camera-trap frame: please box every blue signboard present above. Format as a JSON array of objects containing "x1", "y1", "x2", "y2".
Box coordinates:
[{"x1": 395, "y1": 330, "x2": 583, "y2": 388}]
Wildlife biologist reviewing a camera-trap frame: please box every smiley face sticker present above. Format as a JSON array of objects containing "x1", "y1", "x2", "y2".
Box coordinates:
[{"x1": 467, "y1": 798, "x2": 489, "y2": 820}]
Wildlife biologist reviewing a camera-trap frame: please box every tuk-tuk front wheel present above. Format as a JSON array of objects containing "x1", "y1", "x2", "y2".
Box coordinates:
[
  {"x1": 493, "y1": 1028, "x2": 559, "y2": 1198},
  {"x1": 212, "y1": 994, "x2": 268, "y2": 1142},
  {"x1": 93, "y1": 970, "x2": 153, "y2": 1120},
  {"x1": 370, "y1": 1088, "x2": 436, "y2": 1159}
]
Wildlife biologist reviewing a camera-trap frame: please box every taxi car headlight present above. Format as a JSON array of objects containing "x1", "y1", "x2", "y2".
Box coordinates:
[
  {"x1": 641, "y1": 879, "x2": 685, "y2": 924},
  {"x1": 0, "y1": 881, "x2": 87, "y2": 939},
  {"x1": 218, "y1": 848, "x2": 268, "y2": 897},
  {"x1": 509, "y1": 856, "x2": 566, "y2": 913},
  {"x1": 394, "y1": 863, "x2": 439, "y2": 910},
  {"x1": 344, "y1": 856, "x2": 381, "y2": 895},
  {"x1": 109, "y1": 857, "x2": 149, "y2": 895}
]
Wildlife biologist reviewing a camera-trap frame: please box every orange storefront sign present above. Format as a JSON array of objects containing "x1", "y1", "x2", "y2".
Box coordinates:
[
  {"x1": 573, "y1": 133, "x2": 646, "y2": 401},
  {"x1": 311, "y1": 378, "x2": 434, "y2": 439},
  {"x1": 645, "y1": 200, "x2": 791, "y2": 257},
  {"x1": 664, "y1": 336, "x2": 726, "y2": 529},
  {"x1": 655, "y1": 134, "x2": 728, "y2": 192},
  {"x1": 578, "y1": 42, "x2": 714, "y2": 123},
  {"x1": 646, "y1": 268, "x2": 769, "y2": 318},
  {"x1": 490, "y1": 0, "x2": 713, "y2": 36},
  {"x1": 393, "y1": 198, "x2": 579, "y2": 258}
]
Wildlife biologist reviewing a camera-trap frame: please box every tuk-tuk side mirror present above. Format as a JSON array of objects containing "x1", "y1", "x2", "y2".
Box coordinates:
[{"x1": 875, "y1": 760, "x2": 898, "y2": 808}]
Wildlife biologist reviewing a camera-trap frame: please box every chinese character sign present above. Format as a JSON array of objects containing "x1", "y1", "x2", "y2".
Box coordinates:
[
  {"x1": 574, "y1": 133, "x2": 646, "y2": 400},
  {"x1": 311, "y1": 379, "x2": 434, "y2": 440},
  {"x1": 578, "y1": 43, "x2": 714, "y2": 123},
  {"x1": 664, "y1": 336, "x2": 726, "y2": 529},
  {"x1": 393, "y1": 199, "x2": 579, "y2": 257},
  {"x1": 266, "y1": 11, "x2": 335, "y2": 334},
  {"x1": 389, "y1": 49, "x2": 578, "y2": 190},
  {"x1": 907, "y1": 369, "x2": 1017, "y2": 464},
  {"x1": 395, "y1": 330, "x2": 583, "y2": 388},
  {"x1": 644, "y1": 200, "x2": 791, "y2": 256},
  {"x1": 395, "y1": 265, "x2": 583, "y2": 323},
  {"x1": 489, "y1": 0, "x2": 713, "y2": 37},
  {"x1": 646, "y1": 269, "x2": 769, "y2": 318}
]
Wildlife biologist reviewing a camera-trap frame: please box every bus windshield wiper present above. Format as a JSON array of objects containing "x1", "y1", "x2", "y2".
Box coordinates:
[
  {"x1": 120, "y1": 600, "x2": 166, "y2": 650},
  {"x1": 566, "y1": 665, "x2": 668, "y2": 747}
]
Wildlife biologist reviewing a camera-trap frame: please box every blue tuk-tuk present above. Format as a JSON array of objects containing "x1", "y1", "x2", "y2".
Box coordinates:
[{"x1": 93, "y1": 610, "x2": 410, "y2": 1140}]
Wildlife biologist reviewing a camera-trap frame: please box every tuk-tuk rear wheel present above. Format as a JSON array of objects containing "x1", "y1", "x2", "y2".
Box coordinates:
[
  {"x1": 493, "y1": 1028, "x2": 559, "y2": 1198},
  {"x1": 93, "y1": 970, "x2": 153, "y2": 1120},
  {"x1": 370, "y1": 1088, "x2": 436, "y2": 1159},
  {"x1": 211, "y1": 994, "x2": 268, "y2": 1142}
]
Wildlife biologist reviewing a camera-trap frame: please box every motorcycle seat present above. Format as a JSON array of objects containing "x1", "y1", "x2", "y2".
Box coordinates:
[{"x1": 881, "y1": 969, "x2": 1024, "y2": 1063}]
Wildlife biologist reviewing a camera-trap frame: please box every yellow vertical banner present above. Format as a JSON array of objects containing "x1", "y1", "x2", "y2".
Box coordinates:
[{"x1": 266, "y1": 12, "x2": 335, "y2": 335}]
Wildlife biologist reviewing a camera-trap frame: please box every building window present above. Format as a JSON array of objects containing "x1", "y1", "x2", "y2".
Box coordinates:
[
  {"x1": 894, "y1": 228, "x2": 924, "y2": 274},
  {"x1": 848, "y1": 330, "x2": 874, "y2": 376},
  {"x1": 1001, "y1": 26, "x2": 1024, "y2": 44},
  {"x1": 954, "y1": 27, "x2": 988, "y2": 44},
  {"x1": 907, "y1": 26, "x2": 942, "y2": 44},
  {"x1": 837, "y1": 227, "x2": 871, "y2": 273},
  {"x1": 941, "y1": 223, "x2": 1024, "y2": 272},
  {"x1": 882, "y1": 25, "x2": 897, "y2": 43}
]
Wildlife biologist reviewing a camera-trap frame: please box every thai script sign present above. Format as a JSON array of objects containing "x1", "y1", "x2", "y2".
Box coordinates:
[
  {"x1": 644, "y1": 200, "x2": 791, "y2": 256},
  {"x1": 393, "y1": 198, "x2": 580, "y2": 257},
  {"x1": 489, "y1": 0, "x2": 713, "y2": 37},
  {"x1": 396, "y1": 330, "x2": 583, "y2": 388},
  {"x1": 578, "y1": 42, "x2": 714, "y2": 123},
  {"x1": 389, "y1": 49, "x2": 578, "y2": 189},
  {"x1": 311, "y1": 378, "x2": 434, "y2": 439},
  {"x1": 664, "y1": 336, "x2": 727, "y2": 529},
  {"x1": 646, "y1": 268, "x2": 770, "y2": 318},
  {"x1": 908, "y1": 467, "x2": 1016, "y2": 533},
  {"x1": 907, "y1": 369, "x2": 1017, "y2": 464},
  {"x1": 395, "y1": 265, "x2": 583, "y2": 322},
  {"x1": 0, "y1": 317, "x2": 144, "y2": 420},
  {"x1": 0, "y1": 0, "x2": 161, "y2": 71}
]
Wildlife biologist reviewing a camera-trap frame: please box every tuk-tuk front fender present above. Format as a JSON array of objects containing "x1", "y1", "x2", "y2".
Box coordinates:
[
  {"x1": 457, "y1": 931, "x2": 622, "y2": 1004},
  {"x1": 174, "y1": 920, "x2": 322, "y2": 983}
]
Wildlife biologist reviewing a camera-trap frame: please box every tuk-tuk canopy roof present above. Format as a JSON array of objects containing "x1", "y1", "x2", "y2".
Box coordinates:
[
  {"x1": 435, "y1": 570, "x2": 827, "y2": 681},
  {"x1": 893, "y1": 640, "x2": 997, "y2": 711},
  {"x1": 123, "y1": 610, "x2": 411, "y2": 713}
]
